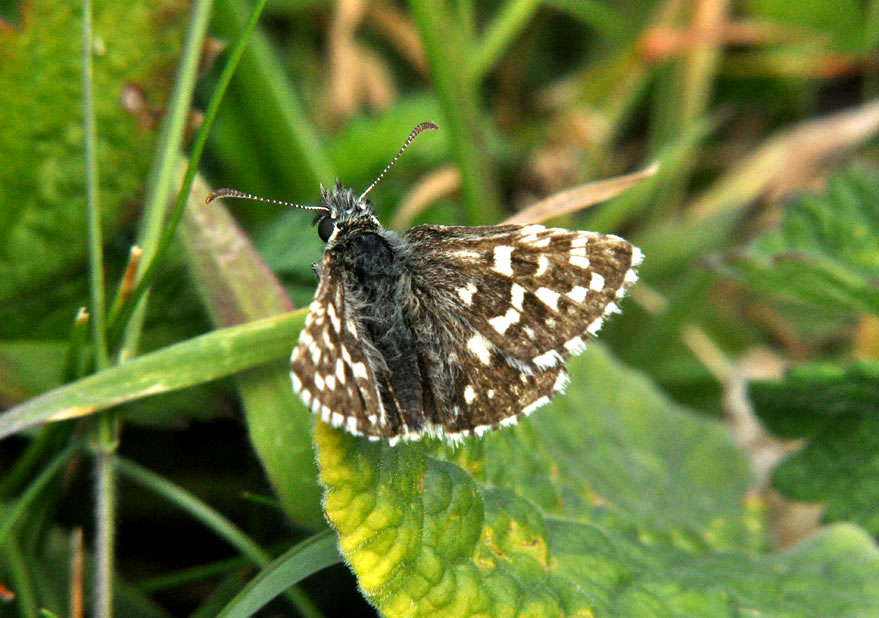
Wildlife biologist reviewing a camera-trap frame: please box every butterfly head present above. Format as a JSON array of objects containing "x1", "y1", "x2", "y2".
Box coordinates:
[{"x1": 315, "y1": 180, "x2": 380, "y2": 245}]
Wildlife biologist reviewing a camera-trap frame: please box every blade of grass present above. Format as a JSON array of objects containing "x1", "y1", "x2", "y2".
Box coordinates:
[
  {"x1": 409, "y1": 0, "x2": 502, "y2": 224},
  {"x1": 82, "y1": 0, "x2": 107, "y2": 371},
  {"x1": 4, "y1": 535, "x2": 39, "y2": 618},
  {"x1": 117, "y1": 458, "x2": 324, "y2": 618},
  {"x1": 108, "y1": 0, "x2": 218, "y2": 361},
  {"x1": 0, "y1": 444, "x2": 80, "y2": 548},
  {"x1": 64, "y1": 308, "x2": 91, "y2": 382},
  {"x1": 138, "y1": 555, "x2": 249, "y2": 593},
  {"x1": 117, "y1": 458, "x2": 269, "y2": 564},
  {"x1": 468, "y1": 0, "x2": 540, "y2": 82},
  {"x1": 0, "y1": 425, "x2": 69, "y2": 500},
  {"x1": 83, "y1": 2, "x2": 120, "y2": 612},
  {"x1": 93, "y1": 449, "x2": 116, "y2": 618},
  {"x1": 0, "y1": 310, "x2": 306, "y2": 440},
  {"x1": 215, "y1": 530, "x2": 340, "y2": 618}
]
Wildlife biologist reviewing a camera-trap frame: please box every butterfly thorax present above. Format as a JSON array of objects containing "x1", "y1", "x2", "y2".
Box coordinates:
[{"x1": 319, "y1": 183, "x2": 428, "y2": 435}]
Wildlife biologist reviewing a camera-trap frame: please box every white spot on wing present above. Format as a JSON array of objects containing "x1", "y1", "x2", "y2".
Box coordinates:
[
  {"x1": 535, "y1": 254, "x2": 550, "y2": 277},
  {"x1": 511, "y1": 283, "x2": 525, "y2": 311},
  {"x1": 331, "y1": 412, "x2": 344, "y2": 427},
  {"x1": 499, "y1": 415, "x2": 518, "y2": 427},
  {"x1": 327, "y1": 303, "x2": 341, "y2": 333},
  {"x1": 336, "y1": 358, "x2": 346, "y2": 384},
  {"x1": 290, "y1": 372, "x2": 302, "y2": 393},
  {"x1": 533, "y1": 349, "x2": 561, "y2": 369},
  {"x1": 464, "y1": 384, "x2": 476, "y2": 404},
  {"x1": 590, "y1": 273, "x2": 605, "y2": 292},
  {"x1": 488, "y1": 307, "x2": 521, "y2": 334},
  {"x1": 566, "y1": 285, "x2": 588, "y2": 303},
  {"x1": 325, "y1": 373, "x2": 336, "y2": 391},
  {"x1": 314, "y1": 373, "x2": 325, "y2": 392},
  {"x1": 467, "y1": 333, "x2": 492, "y2": 365},
  {"x1": 346, "y1": 416, "x2": 359, "y2": 434},
  {"x1": 457, "y1": 282, "x2": 477, "y2": 306},
  {"x1": 352, "y1": 362, "x2": 368, "y2": 379},
  {"x1": 587, "y1": 316, "x2": 604, "y2": 335},
  {"x1": 570, "y1": 255, "x2": 591, "y2": 269},
  {"x1": 533, "y1": 237, "x2": 551, "y2": 248},
  {"x1": 492, "y1": 245, "x2": 514, "y2": 276},
  {"x1": 454, "y1": 250, "x2": 481, "y2": 260},
  {"x1": 535, "y1": 287, "x2": 560, "y2": 311}
]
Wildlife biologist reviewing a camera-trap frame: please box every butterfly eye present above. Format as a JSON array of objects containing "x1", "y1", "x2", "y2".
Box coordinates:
[{"x1": 317, "y1": 216, "x2": 335, "y2": 242}]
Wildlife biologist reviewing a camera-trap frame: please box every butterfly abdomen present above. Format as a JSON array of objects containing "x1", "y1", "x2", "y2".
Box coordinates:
[{"x1": 336, "y1": 230, "x2": 427, "y2": 435}]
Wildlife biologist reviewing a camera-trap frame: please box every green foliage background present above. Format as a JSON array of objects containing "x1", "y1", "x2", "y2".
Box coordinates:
[{"x1": 1, "y1": 0, "x2": 879, "y2": 616}]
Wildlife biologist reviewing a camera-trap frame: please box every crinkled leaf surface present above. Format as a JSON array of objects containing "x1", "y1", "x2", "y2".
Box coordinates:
[
  {"x1": 0, "y1": 0, "x2": 188, "y2": 303},
  {"x1": 312, "y1": 346, "x2": 879, "y2": 616},
  {"x1": 750, "y1": 361, "x2": 879, "y2": 536},
  {"x1": 723, "y1": 167, "x2": 879, "y2": 314}
]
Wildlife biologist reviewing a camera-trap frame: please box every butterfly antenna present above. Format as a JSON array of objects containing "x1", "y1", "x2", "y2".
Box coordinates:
[
  {"x1": 206, "y1": 188, "x2": 330, "y2": 214},
  {"x1": 359, "y1": 121, "x2": 439, "y2": 200}
]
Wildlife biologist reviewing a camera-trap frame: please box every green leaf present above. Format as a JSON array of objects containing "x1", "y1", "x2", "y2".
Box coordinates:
[
  {"x1": 749, "y1": 361, "x2": 879, "y2": 535},
  {"x1": 311, "y1": 346, "x2": 879, "y2": 615},
  {"x1": 0, "y1": 0, "x2": 189, "y2": 303},
  {"x1": 0, "y1": 312, "x2": 304, "y2": 440},
  {"x1": 723, "y1": 167, "x2": 879, "y2": 314}
]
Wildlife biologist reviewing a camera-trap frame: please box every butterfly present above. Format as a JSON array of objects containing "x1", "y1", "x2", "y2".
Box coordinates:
[{"x1": 207, "y1": 122, "x2": 641, "y2": 445}]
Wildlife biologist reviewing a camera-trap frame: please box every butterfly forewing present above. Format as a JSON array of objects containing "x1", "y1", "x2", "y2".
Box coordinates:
[
  {"x1": 403, "y1": 224, "x2": 641, "y2": 372},
  {"x1": 290, "y1": 252, "x2": 390, "y2": 439}
]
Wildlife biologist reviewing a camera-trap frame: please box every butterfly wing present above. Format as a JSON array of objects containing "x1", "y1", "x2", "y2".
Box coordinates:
[
  {"x1": 401, "y1": 223, "x2": 641, "y2": 440},
  {"x1": 290, "y1": 251, "x2": 392, "y2": 440}
]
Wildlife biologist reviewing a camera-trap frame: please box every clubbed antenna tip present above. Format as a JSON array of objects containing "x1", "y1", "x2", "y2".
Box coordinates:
[{"x1": 359, "y1": 121, "x2": 439, "y2": 200}]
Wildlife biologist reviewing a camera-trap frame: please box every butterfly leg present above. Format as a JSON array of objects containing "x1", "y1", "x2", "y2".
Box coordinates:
[{"x1": 312, "y1": 262, "x2": 323, "y2": 282}]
